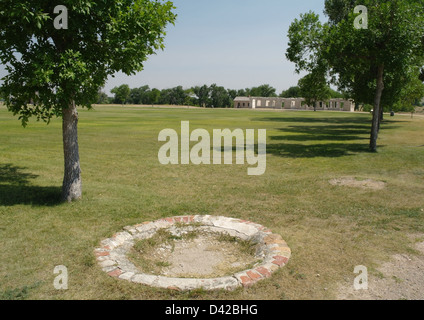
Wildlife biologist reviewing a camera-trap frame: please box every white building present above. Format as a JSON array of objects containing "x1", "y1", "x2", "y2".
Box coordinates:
[{"x1": 234, "y1": 97, "x2": 355, "y2": 112}]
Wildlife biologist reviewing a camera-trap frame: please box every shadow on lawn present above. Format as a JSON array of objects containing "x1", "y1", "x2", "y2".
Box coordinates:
[
  {"x1": 0, "y1": 164, "x2": 62, "y2": 206},
  {"x1": 256, "y1": 116, "x2": 399, "y2": 158}
]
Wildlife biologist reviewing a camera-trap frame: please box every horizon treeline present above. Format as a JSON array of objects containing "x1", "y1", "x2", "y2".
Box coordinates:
[{"x1": 97, "y1": 83, "x2": 345, "y2": 108}]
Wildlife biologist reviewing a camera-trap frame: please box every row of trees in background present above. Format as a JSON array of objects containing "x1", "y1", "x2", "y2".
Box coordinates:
[
  {"x1": 98, "y1": 83, "x2": 348, "y2": 108},
  {"x1": 101, "y1": 80, "x2": 423, "y2": 112},
  {"x1": 99, "y1": 84, "x2": 235, "y2": 108}
]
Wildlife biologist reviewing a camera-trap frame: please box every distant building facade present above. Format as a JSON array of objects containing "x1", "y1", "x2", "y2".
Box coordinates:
[{"x1": 234, "y1": 97, "x2": 355, "y2": 112}]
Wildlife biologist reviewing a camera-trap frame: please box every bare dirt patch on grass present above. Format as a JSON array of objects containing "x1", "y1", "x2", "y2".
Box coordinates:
[
  {"x1": 157, "y1": 233, "x2": 258, "y2": 278},
  {"x1": 337, "y1": 236, "x2": 424, "y2": 300},
  {"x1": 129, "y1": 227, "x2": 260, "y2": 279},
  {"x1": 329, "y1": 176, "x2": 386, "y2": 190}
]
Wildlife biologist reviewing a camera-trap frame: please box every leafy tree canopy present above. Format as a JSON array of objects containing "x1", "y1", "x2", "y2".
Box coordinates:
[
  {"x1": 0, "y1": 0, "x2": 176, "y2": 125},
  {"x1": 286, "y1": 0, "x2": 424, "y2": 151},
  {"x1": 0, "y1": 0, "x2": 176, "y2": 202}
]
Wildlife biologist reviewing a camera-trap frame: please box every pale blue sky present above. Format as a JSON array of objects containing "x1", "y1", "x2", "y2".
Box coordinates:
[
  {"x1": 104, "y1": 0, "x2": 326, "y2": 95},
  {"x1": 0, "y1": 0, "x2": 327, "y2": 96}
]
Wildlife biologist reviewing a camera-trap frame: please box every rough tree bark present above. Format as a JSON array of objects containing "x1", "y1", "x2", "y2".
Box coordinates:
[
  {"x1": 370, "y1": 64, "x2": 385, "y2": 152},
  {"x1": 62, "y1": 100, "x2": 82, "y2": 202}
]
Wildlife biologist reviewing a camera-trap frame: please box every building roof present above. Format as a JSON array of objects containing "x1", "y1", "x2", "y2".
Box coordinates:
[{"x1": 234, "y1": 96, "x2": 251, "y2": 101}]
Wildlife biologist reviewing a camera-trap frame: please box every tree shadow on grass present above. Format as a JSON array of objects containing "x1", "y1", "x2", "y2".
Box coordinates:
[
  {"x1": 0, "y1": 164, "x2": 62, "y2": 206},
  {"x1": 255, "y1": 116, "x2": 397, "y2": 158},
  {"x1": 256, "y1": 116, "x2": 403, "y2": 126},
  {"x1": 270, "y1": 124, "x2": 371, "y2": 142},
  {"x1": 266, "y1": 142, "x2": 375, "y2": 158}
]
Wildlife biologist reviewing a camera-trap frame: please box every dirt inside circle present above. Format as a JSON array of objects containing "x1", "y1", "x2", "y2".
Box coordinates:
[{"x1": 129, "y1": 227, "x2": 261, "y2": 278}]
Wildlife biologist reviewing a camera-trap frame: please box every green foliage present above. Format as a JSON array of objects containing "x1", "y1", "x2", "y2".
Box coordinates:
[
  {"x1": 128, "y1": 86, "x2": 148, "y2": 105},
  {"x1": 96, "y1": 91, "x2": 111, "y2": 104},
  {"x1": 286, "y1": 11, "x2": 329, "y2": 74},
  {"x1": 192, "y1": 85, "x2": 211, "y2": 107},
  {"x1": 280, "y1": 86, "x2": 302, "y2": 98},
  {"x1": 392, "y1": 75, "x2": 424, "y2": 112},
  {"x1": 286, "y1": 0, "x2": 424, "y2": 150},
  {"x1": 247, "y1": 84, "x2": 278, "y2": 97},
  {"x1": 0, "y1": 282, "x2": 42, "y2": 300},
  {"x1": 159, "y1": 86, "x2": 187, "y2": 105},
  {"x1": 324, "y1": 0, "x2": 357, "y2": 25},
  {"x1": 362, "y1": 104, "x2": 373, "y2": 112},
  {"x1": 209, "y1": 84, "x2": 232, "y2": 108},
  {"x1": 298, "y1": 71, "x2": 332, "y2": 110},
  {"x1": 102, "y1": 81, "x2": 353, "y2": 109},
  {"x1": 0, "y1": 0, "x2": 177, "y2": 125},
  {"x1": 111, "y1": 84, "x2": 131, "y2": 104},
  {"x1": 287, "y1": 0, "x2": 424, "y2": 107},
  {"x1": 325, "y1": 0, "x2": 424, "y2": 107},
  {"x1": 329, "y1": 88, "x2": 344, "y2": 99},
  {"x1": 104, "y1": 83, "x2": 281, "y2": 108}
]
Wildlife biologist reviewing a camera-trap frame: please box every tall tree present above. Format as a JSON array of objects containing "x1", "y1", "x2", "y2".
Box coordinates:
[
  {"x1": 209, "y1": 84, "x2": 231, "y2": 108},
  {"x1": 128, "y1": 85, "x2": 151, "y2": 105},
  {"x1": 169, "y1": 86, "x2": 187, "y2": 105},
  {"x1": 111, "y1": 84, "x2": 131, "y2": 105},
  {"x1": 149, "y1": 88, "x2": 161, "y2": 105},
  {"x1": 327, "y1": 0, "x2": 424, "y2": 151},
  {"x1": 0, "y1": 0, "x2": 176, "y2": 201},
  {"x1": 192, "y1": 85, "x2": 210, "y2": 107},
  {"x1": 392, "y1": 73, "x2": 424, "y2": 113},
  {"x1": 286, "y1": 0, "x2": 424, "y2": 152},
  {"x1": 298, "y1": 71, "x2": 332, "y2": 111}
]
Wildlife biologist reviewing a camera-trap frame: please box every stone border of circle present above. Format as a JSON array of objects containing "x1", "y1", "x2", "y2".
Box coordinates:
[{"x1": 94, "y1": 215, "x2": 291, "y2": 291}]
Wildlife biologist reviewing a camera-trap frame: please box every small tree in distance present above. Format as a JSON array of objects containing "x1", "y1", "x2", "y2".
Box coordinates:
[
  {"x1": 298, "y1": 71, "x2": 332, "y2": 111},
  {"x1": 111, "y1": 84, "x2": 131, "y2": 105}
]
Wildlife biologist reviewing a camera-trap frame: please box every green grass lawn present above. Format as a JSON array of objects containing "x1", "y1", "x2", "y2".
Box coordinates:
[{"x1": 0, "y1": 104, "x2": 423, "y2": 300}]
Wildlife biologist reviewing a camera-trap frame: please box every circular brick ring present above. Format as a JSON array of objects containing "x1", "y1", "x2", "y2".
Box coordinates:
[{"x1": 94, "y1": 215, "x2": 291, "y2": 291}]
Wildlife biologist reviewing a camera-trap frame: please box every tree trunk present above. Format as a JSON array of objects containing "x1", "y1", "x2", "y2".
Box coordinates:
[
  {"x1": 370, "y1": 64, "x2": 385, "y2": 152},
  {"x1": 62, "y1": 100, "x2": 82, "y2": 202},
  {"x1": 378, "y1": 103, "x2": 384, "y2": 132}
]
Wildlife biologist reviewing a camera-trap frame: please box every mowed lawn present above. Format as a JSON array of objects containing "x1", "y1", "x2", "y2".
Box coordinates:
[{"x1": 0, "y1": 104, "x2": 423, "y2": 300}]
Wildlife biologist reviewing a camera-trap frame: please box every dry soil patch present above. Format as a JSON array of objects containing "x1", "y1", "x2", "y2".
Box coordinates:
[
  {"x1": 337, "y1": 237, "x2": 424, "y2": 300},
  {"x1": 329, "y1": 177, "x2": 386, "y2": 190},
  {"x1": 152, "y1": 232, "x2": 258, "y2": 278}
]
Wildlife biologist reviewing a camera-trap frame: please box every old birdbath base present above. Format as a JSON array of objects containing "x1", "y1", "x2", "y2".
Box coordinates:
[{"x1": 95, "y1": 215, "x2": 291, "y2": 291}]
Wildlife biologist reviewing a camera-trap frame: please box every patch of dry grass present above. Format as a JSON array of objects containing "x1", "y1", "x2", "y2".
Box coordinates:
[{"x1": 0, "y1": 105, "x2": 423, "y2": 299}]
